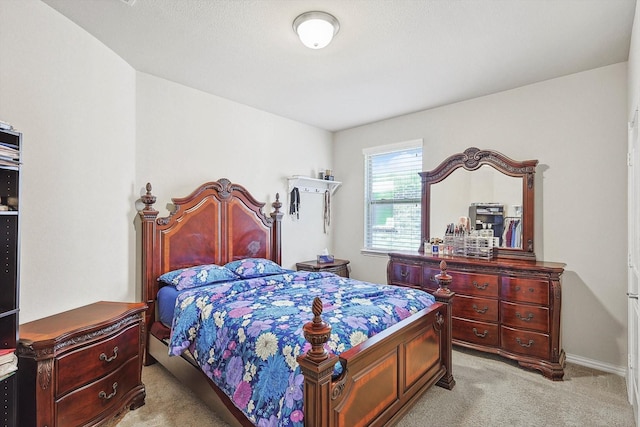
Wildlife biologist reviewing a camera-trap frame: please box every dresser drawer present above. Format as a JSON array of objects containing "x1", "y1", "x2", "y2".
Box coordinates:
[
  {"x1": 56, "y1": 356, "x2": 140, "y2": 427},
  {"x1": 422, "y1": 267, "x2": 440, "y2": 290},
  {"x1": 452, "y1": 318, "x2": 499, "y2": 347},
  {"x1": 449, "y1": 271, "x2": 499, "y2": 298},
  {"x1": 501, "y1": 277, "x2": 549, "y2": 305},
  {"x1": 501, "y1": 301, "x2": 549, "y2": 333},
  {"x1": 501, "y1": 326, "x2": 550, "y2": 360},
  {"x1": 388, "y1": 262, "x2": 422, "y2": 288},
  {"x1": 56, "y1": 323, "x2": 141, "y2": 397},
  {"x1": 452, "y1": 294, "x2": 498, "y2": 322}
]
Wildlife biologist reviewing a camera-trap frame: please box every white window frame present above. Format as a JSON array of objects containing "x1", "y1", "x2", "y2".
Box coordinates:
[{"x1": 362, "y1": 139, "x2": 423, "y2": 254}]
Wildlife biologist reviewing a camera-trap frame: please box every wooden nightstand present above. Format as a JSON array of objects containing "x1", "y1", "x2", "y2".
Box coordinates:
[
  {"x1": 296, "y1": 258, "x2": 350, "y2": 278},
  {"x1": 17, "y1": 301, "x2": 147, "y2": 427}
]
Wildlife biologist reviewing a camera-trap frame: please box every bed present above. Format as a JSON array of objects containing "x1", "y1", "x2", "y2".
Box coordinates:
[{"x1": 137, "y1": 178, "x2": 455, "y2": 427}]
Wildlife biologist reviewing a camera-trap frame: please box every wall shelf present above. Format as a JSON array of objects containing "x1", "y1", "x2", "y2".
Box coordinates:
[{"x1": 288, "y1": 176, "x2": 341, "y2": 195}]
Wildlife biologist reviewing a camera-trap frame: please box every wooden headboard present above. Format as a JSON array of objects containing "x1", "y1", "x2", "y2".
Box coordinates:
[{"x1": 138, "y1": 178, "x2": 283, "y2": 331}]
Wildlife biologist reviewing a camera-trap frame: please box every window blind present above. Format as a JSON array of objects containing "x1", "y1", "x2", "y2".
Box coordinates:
[{"x1": 364, "y1": 142, "x2": 422, "y2": 252}]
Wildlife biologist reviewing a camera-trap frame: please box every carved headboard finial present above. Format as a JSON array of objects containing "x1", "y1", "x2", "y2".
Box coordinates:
[
  {"x1": 141, "y1": 183, "x2": 156, "y2": 210},
  {"x1": 272, "y1": 192, "x2": 282, "y2": 213}
]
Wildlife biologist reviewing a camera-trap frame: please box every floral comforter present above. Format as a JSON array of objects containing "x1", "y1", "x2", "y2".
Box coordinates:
[{"x1": 168, "y1": 270, "x2": 435, "y2": 427}]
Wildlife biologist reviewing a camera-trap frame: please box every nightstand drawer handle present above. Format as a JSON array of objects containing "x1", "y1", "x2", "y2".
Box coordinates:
[
  {"x1": 472, "y1": 328, "x2": 488, "y2": 338},
  {"x1": 473, "y1": 281, "x2": 488, "y2": 290},
  {"x1": 99, "y1": 346, "x2": 118, "y2": 363},
  {"x1": 516, "y1": 338, "x2": 534, "y2": 348},
  {"x1": 515, "y1": 312, "x2": 534, "y2": 322},
  {"x1": 98, "y1": 382, "x2": 118, "y2": 401},
  {"x1": 514, "y1": 286, "x2": 535, "y2": 293},
  {"x1": 400, "y1": 269, "x2": 409, "y2": 278},
  {"x1": 472, "y1": 304, "x2": 489, "y2": 314}
]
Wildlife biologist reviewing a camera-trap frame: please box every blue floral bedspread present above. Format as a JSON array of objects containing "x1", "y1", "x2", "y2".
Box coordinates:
[{"x1": 168, "y1": 271, "x2": 435, "y2": 427}]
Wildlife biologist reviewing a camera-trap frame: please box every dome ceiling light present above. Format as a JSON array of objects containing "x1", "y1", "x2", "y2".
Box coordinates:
[{"x1": 293, "y1": 11, "x2": 340, "y2": 49}]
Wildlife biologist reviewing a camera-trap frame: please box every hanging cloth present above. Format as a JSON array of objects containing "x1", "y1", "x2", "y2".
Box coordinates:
[
  {"x1": 323, "y1": 189, "x2": 330, "y2": 233},
  {"x1": 289, "y1": 187, "x2": 300, "y2": 219}
]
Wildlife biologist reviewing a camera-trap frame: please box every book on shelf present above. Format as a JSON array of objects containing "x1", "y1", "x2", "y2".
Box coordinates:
[
  {"x1": 0, "y1": 369, "x2": 16, "y2": 382},
  {"x1": 0, "y1": 360, "x2": 17, "y2": 377},
  {"x1": 0, "y1": 347, "x2": 15, "y2": 360},
  {"x1": 0, "y1": 348, "x2": 17, "y2": 378},
  {"x1": 0, "y1": 158, "x2": 20, "y2": 168},
  {"x1": 0, "y1": 145, "x2": 19, "y2": 160}
]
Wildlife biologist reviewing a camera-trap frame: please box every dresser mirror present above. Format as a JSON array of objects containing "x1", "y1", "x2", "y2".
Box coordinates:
[{"x1": 420, "y1": 147, "x2": 538, "y2": 260}]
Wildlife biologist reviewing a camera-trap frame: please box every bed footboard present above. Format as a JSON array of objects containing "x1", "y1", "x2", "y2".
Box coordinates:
[{"x1": 298, "y1": 285, "x2": 454, "y2": 427}]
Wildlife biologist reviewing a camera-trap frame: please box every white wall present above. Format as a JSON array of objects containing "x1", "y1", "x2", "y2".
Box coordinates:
[
  {"x1": 0, "y1": 0, "x2": 137, "y2": 322},
  {"x1": 0, "y1": 1, "x2": 334, "y2": 323},
  {"x1": 333, "y1": 63, "x2": 629, "y2": 369},
  {"x1": 134, "y1": 72, "x2": 334, "y2": 270}
]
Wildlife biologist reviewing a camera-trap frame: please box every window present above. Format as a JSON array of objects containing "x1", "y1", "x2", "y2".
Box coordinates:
[{"x1": 363, "y1": 140, "x2": 422, "y2": 252}]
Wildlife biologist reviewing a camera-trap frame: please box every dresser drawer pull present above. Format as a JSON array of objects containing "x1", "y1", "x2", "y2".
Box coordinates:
[
  {"x1": 515, "y1": 338, "x2": 535, "y2": 348},
  {"x1": 472, "y1": 304, "x2": 489, "y2": 314},
  {"x1": 429, "y1": 275, "x2": 436, "y2": 283},
  {"x1": 472, "y1": 328, "x2": 488, "y2": 338},
  {"x1": 473, "y1": 281, "x2": 489, "y2": 290},
  {"x1": 99, "y1": 346, "x2": 118, "y2": 363},
  {"x1": 98, "y1": 382, "x2": 118, "y2": 401},
  {"x1": 399, "y1": 269, "x2": 409, "y2": 278},
  {"x1": 515, "y1": 312, "x2": 534, "y2": 322},
  {"x1": 514, "y1": 286, "x2": 535, "y2": 293}
]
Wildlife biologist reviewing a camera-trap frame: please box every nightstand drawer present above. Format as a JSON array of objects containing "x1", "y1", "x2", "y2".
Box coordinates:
[
  {"x1": 56, "y1": 357, "x2": 141, "y2": 427},
  {"x1": 56, "y1": 323, "x2": 141, "y2": 397},
  {"x1": 297, "y1": 259, "x2": 350, "y2": 278}
]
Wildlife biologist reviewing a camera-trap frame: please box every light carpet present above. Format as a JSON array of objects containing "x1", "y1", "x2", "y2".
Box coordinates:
[{"x1": 117, "y1": 348, "x2": 635, "y2": 426}]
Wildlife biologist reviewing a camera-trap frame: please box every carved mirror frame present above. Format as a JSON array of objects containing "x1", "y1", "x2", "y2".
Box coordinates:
[{"x1": 420, "y1": 147, "x2": 538, "y2": 261}]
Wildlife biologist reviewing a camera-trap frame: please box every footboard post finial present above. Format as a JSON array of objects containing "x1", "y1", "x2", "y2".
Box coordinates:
[
  {"x1": 434, "y1": 260, "x2": 452, "y2": 296},
  {"x1": 303, "y1": 297, "x2": 332, "y2": 362},
  {"x1": 298, "y1": 297, "x2": 338, "y2": 427}
]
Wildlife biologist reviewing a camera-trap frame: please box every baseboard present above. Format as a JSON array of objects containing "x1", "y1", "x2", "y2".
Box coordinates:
[{"x1": 566, "y1": 352, "x2": 627, "y2": 377}]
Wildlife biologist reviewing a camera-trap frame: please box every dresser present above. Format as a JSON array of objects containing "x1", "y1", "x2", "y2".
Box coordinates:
[
  {"x1": 388, "y1": 252, "x2": 565, "y2": 380},
  {"x1": 17, "y1": 301, "x2": 147, "y2": 427},
  {"x1": 296, "y1": 258, "x2": 350, "y2": 278}
]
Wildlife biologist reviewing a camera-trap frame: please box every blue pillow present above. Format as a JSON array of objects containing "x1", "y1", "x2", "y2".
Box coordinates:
[
  {"x1": 158, "y1": 264, "x2": 239, "y2": 290},
  {"x1": 224, "y1": 258, "x2": 287, "y2": 279}
]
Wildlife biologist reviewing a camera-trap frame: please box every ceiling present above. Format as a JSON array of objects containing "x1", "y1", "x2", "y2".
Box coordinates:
[{"x1": 41, "y1": 0, "x2": 636, "y2": 132}]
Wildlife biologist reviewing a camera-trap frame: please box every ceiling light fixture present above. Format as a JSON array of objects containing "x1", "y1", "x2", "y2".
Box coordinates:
[{"x1": 293, "y1": 11, "x2": 340, "y2": 49}]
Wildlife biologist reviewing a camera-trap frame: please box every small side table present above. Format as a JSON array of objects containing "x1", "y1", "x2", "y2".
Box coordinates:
[
  {"x1": 296, "y1": 258, "x2": 350, "y2": 278},
  {"x1": 17, "y1": 301, "x2": 147, "y2": 427}
]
